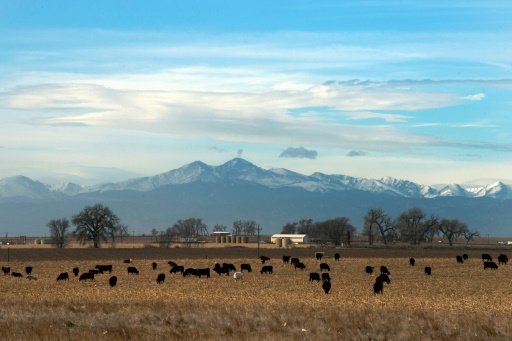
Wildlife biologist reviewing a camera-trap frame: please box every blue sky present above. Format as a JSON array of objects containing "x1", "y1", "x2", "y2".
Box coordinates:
[{"x1": 1, "y1": 1, "x2": 512, "y2": 185}]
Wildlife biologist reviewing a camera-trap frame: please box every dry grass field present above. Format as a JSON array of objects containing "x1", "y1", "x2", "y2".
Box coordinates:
[{"x1": 0, "y1": 248, "x2": 511, "y2": 340}]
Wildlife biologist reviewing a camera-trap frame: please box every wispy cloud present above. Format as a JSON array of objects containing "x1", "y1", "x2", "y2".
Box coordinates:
[
  {"x1": 462, "y1": 93, "x2": 486, "y2": 101},
  {"x1": 344, "y1": 111, "x2": 411, "y2": 123},
  {"x1": 280, "y1": 147, "x2": 318, "y2": 159},
  {"x1": 347, "y1": 151, "x2": 367, "y2": 157}
]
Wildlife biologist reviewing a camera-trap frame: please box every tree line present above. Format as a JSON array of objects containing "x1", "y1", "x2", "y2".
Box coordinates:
[{"x1": 49, "y1": 203, "x2": 478, "y2": 248}]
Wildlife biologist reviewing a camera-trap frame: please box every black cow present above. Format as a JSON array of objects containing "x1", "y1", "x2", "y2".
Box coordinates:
[
  {"x1": 456, "y1": 255, "x2": 464, "y2": 264},
  {"x1": 11, "y1": 272, "x2": 23, "y2": 278},
  {"x1": 170, "y1": 265, "x2": 184, "y2": 275},
  {"x1": 240, "y1": 264, "x2": 252, "y2": 272},
  {"x1": 123, "y1": 259, "x2": 132, "y2": 264},
  {"x1": 259, "y1": 256, "x2": 270, "y2": 264},
  {"x1": 56, "y1": 272, "x2": 69, "y2": 281},
  {"x1": 290, "y1": 257, "x2": 300, "y2": 265},
  {"x1": 409, "y1": 258, "x2": 415, "y2": 266},
  {"x1": 282, "y1": 255, "x2": 291, "y2": 264},
  {"x1": 223, "y1": 263, "x2": 236, "y2": 272},
  {"x1": 322, "y1": 279, "x2": 331, "y2": 294},
  {"x1": 462, "y1": 254, "x2": 469, "y2": 260},
  {"x1": 484, "y1": 261, "x2": 498, "y2": 270},
  {"x1": 152, "y1": 262, "x2": 158, "y2": 270},
  {"x1": 156, "y1": 273, "x2": 166, "y2": 284},
  {"x1": 213, "y1": 264, "x2": 229, "y2": 276},
  {"x1": 365, "y1": 266, "x2": 374, "y2": 274},
  {"x1": 95, "y1": 265, "x2": 113, "y2": 273},
  {"x1": 183, "y1": 268, "x2": 196, "y2": 277},
  {"x1": 320, "y1": 263, "x2": 330, "y2": 272},
  {"x1": 109, "y1": 276, "x2": 117, "y2": 287},
  {"x1": 498, "y1": 254, "x2": 508, "y2": 265},
  {"x1": 260, "y1": 265, "x2": 273, "y2": 274},
  {"x1": 321, "y1": 273, "x2": 331, "y2": 282},
  {"x1": 79, "y1": 272, "x2": 94, "y2": 281},
  {"x1": 309, "y1": 272, "x2": 321, "y2": 282},
  {"x1": 334, "y1": 253, "x2": 340, "y2": 261},
  {"x1": 315, "y1": 252, "x2": 323, "y2": 261},
  {"x1": 424, "y1": 266, "x2": 432, "y2": 276},
  {"x1": 25, "y1": 266, "x2": 33, "y2": 275},
  {"x1": 72, "y1": 267, "x2": 79, "y2": 277},
  {"x1": 373, "y1": 281, "x2": 384, "y2": 295},
  {"x1": 88, "y1": 269, "x2": 101, "y2": 275},
  {"x1": 380, "y1": 266, "x2": 390, "y2": 275},
  {"x1": 194, "y1": 268, "x2": 211, "y2": 278},
  {"x1": 376, "y1": 274, "x2": 391, "y2": 284},
  {"x1": 2, "y1": 266, "x2": 10, "y2": 275},
  {"x1": 168, "y1": 261, "x2": 178, "y2": 267},
  {"x1": 294, "y1": 262, "x2": 306, "y2": 270},
  {"x1": 482, "y1": 253, "x2": 493, "y2": 262},
  {"x1": 127, "y1": 266, "x2": 139, "y2": 275}
]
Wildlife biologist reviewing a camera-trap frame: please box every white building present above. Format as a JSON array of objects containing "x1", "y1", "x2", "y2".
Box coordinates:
[
  {"x1": 211, "y1": 231, "x2": 230, "y2": 236},
  {"x1": 270, "y1": 234, "x2": 309, "y2": 244}
]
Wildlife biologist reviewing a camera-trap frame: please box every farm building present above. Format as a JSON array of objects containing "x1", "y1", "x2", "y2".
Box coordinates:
[
  {"x1": 270, "y1": 234, "x2": 309, "y2": 244},
  {"x1": 211, "y1": 231, "x2": 230, "y2": 237}
]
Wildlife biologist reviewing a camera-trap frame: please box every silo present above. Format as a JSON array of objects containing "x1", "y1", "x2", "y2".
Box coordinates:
[
  {"x1": 226, "y1": 236, "x2": 231, "y2": 243},
  {"x1": 231, "y1": 235, "x2": 236, "y2": 243},
  {"x1": 220, "y1": 236, "x2": 226, "y2": 243},
  {"x1": 282, "y1": 238, "x2": 289, "y2": 248},
  {"x1": 276, "y1": 238, "x2": 283, "y2": 248},
  {"x1": 215, "y1": 236, "x2": 221, "y2": 243},
  {"x1": 236, "y1": 236, "x2": 242, "y2": 243}
]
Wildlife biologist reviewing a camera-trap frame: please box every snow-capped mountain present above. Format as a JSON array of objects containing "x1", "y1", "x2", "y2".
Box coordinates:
[{"x1": 0, "y1": 158, "x2": 511, "y2": 199}]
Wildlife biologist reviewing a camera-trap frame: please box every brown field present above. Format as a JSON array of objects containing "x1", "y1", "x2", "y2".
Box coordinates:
[{"x1": 0, "y1": 247, "x2": 511, "y2": 340}]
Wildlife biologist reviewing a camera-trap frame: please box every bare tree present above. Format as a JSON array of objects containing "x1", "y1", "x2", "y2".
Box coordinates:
[
  {"x1": 363, "y1": 208, "x2": 394, "y2": 245},
  {"x1": 171, "y1": 218, "x2": 208, "y2": 246},
  {"x1": 395, "y1": 207, "x2": 427, "y2": 245},
  {"x1": 423, "y1": 215, "x2": 440, "y2": 243},
  {"x1": 47, "y1": 218, "x2": 70, "y2": 248},
  {"x1": 463, "y1": 229, "x2": 480, "y2": 246},
  {"x1": 317, "y1": 217, "x2": 355, "y2": 246},
  {"x1": 297, "y1": 219, "x2": 319, "y2": 237},
  {"x1": 438, "y1": 218, "x2": 468, "y2": 246},
  {"x1": 212, "y1": 224, "x2": 227, "y2": 232},
  {"x1": 281, "y1": 222, "x2": 297, "y2": 234},
  {"x1": 72, "y1": 204, "x2": 126, "y2": 248},
  {"x1": 232, "y1": 220, "x2": 244, "y2": 236}
]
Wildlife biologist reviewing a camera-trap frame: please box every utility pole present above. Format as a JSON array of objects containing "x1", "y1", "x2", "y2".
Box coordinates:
[{"x1": 257, "y1": 224, "x2": 260, "y2": 258}]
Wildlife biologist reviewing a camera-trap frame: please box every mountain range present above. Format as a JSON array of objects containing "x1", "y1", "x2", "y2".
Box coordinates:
[{"x1": 0, "y1": 158, "x2": 511, "y2": 236}]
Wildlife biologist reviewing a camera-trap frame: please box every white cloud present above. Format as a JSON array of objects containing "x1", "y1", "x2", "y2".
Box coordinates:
[
  {"x1": 279, "y1": 147, "x2": 318, "y2": 159},
  {"x1": 344, "y1": 111, "x2": 411, "y2": 122},
  {"x1": 462, "y1": 93, "x2": 486, "y2": 101}
]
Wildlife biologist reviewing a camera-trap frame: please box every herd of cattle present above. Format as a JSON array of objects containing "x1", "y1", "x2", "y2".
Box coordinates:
[{"x1": 0, "y1": 251, "x2": 508, "y2": 295}]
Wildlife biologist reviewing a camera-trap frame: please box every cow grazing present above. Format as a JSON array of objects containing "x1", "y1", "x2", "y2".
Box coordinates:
[
  {"x1": 484, "y1": 261, "x2": 498, "y2": 270},
  {"x1": 2, "y1": 266, "x2": 10, "y2": 275},
  {"x1": 295, "y1": 262, "x2": 306, "y2": 270},
  {"x1": 72, "y1": 267, "x2": 79, "y2": 277},
  {"x1": 320, "y1": 263, "x2": 330, "y2": 272},
  {"x1": 322, "y1": 279, "x2": 331, "y2": 294},
  {"x1": 365, "y1": 266, "x2": 374, "y2": 274},
  {"x1": 109, "y1": 276, "x2": 117, "y2": 287},
  {"x1": 315, "y1": 252, "x2": 323, "y2": 261},
  {"x1": 11, "y1": 272, "x2": 23, "y2": 278},
  {"x1": 156, "y1": 273, "x2": 166, "y2": 284},
  {"x1": 95, "y1": 265, "x2": 113, "y2": 273},
  {"x1": 25, "y1": 266, "x2": 33, "y2": 275},
  {"x1": 259, "y1": 256, "x2": 270, "y2": 264},
  {"x1": 380, "y1": 266, "x2": 390, "y2": 275},
  {"x1": 309, "y1": 272, "x2": 321, "y2": 282},
  {"x1": 373, "y1": 281, "x2": 384, "y2": 295},
  {"x1": 481, "y1": 254, "x2": 493, "y2": 262},
  {"x1": 79, "y1": 272, "x2": 94, "y2": 281},
  {"x1": 409, "y1": 258, "x2": 415, "y2": 266},
  {"x1": 498, "y1": 254, "x2": 508, "y2": 265},
  {"x1": 152, "y1": 262, "x2": 158, "y2": 270},
  {"x1": 424, "y1": 266, "x2": 432, "y2": 276},
  {"x1": 290, "y1": 257, "x2": 300, "y2": 265},
  {"x1": 456, "y1": 255, "x2": 464, "y2": 264},
  {"x1": 193, "y1": 268, "x2": 210, "y2": 278},
  {"x1": 233, "y1": 272, "x2": 243, "y2": 281},
  {"x1": 282, "y1": 255, "x2": 291, "y2": 264},
  {"x1": 88, "y1": 269, "x2": 101, "y2": 275},
  {"x1": 223, "y1": 263, "x2": 236, "y2": 272},
  {"x1": 240, "y1": 264, "x2": 252, "y2": 272},
  {"x1": 334, "y1": 253, "x2": 340, "y2": 261},
  {"x1": 260, "y1": 265, "x2": 273, "y2": 274},
  {"x1": 376, "y1": 274, "x2": 391, "y2": 284},
  {"x1": 321, "y1": 273, "x2": 331, "y2": 282},
  {"x1": 462, "y1": 254, "x2": 469, "y2": 260},
  {"x1": 123, "y1": 259, "x2": 133, "y2": 263},
  {"x1": 213, "y1": 263, "x2": 228, "y2": 276},
  {"x1": 127, "y1": 266, "x2": 139, "y2": 275},
  {"x1": 183, "y1": 268, "x2": 196, "y2": 277},
  {"x1": 56, "y1": 272, "x2": 69, "y2": 281},
  {"x1": 170, "y1": 265, "x2": 184, "y2": 275}
]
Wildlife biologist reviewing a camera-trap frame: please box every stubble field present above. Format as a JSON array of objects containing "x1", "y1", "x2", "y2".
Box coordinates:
[{"x1": 0, "y1": 247, "x2": 511, "y2": 340}]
